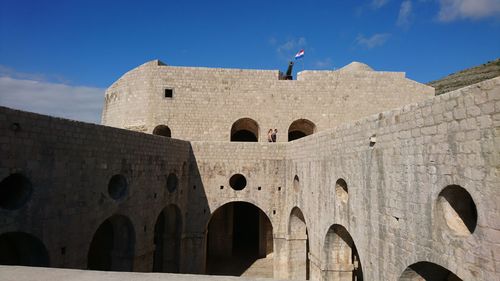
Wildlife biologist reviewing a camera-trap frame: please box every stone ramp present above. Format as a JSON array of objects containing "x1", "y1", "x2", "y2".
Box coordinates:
[{"x1": 0, "y1": 266, "x2": 301, "y2": 281}]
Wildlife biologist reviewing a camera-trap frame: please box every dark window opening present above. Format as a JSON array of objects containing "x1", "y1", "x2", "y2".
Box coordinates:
[
  {"x1": 164, "y1": 89, "x2": 173, "y2": 98},
  {"x1": 0, "y1": 173, "x2": 33, "y2": 210},
  {"x1": 229, "y1": 174, "x2": 247, "y2": 191}
]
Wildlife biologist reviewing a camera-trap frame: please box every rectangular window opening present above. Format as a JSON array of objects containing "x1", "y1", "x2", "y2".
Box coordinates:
[{"x1": 164, "y1": 88, "x2": 173, "y2": 98}]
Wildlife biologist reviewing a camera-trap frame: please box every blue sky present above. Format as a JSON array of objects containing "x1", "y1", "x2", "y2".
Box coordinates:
[{"x1": 0, "y1": 0, "x2": 499, "y2": 123}]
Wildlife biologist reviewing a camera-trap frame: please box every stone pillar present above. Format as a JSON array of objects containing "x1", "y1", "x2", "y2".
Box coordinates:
[
  {"x1": 133, "y1": 245, "x2": 155, "y2": 272},
  {"x1": 180, "y1": 233, "x2": 205, "y2": 274},
  {"x1": 273, "y1": 236, "x2": 288, "y2": 279},
  {"x1": 287, "y1": 234, "x2": 308, "y2": 280},
  {"x1": 322, "y1": 263, "x2": 355, "y2": 281}
]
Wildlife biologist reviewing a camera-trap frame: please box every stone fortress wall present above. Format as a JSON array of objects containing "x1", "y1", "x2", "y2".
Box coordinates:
[
  {"x1": 0, "y1": 61, "x2": 499, "y2": 281},
  {"x1": 101, "y1": 60, "x2": 434, "y2": 141}
]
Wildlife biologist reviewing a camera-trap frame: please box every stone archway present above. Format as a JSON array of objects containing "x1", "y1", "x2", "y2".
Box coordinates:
[
  {"x1": 288, "y1": 119, "x2": 316, "y2": 141},
  {"x1": 287, "y1": 207, "x2": 310, "y2": 280},
  {"x1": 322, "y1": 224, "x2": 363, "y2": 281},
  {"x1": 87, "y1": 215, "x2": 135, "y2": 271},
  {"x1": 0, "y1": 232, "x2": 49, "y2": 267},
  {"x1": 399, "y1": 261, "x2": 462, "y2": 281},
  {"x1": 205, "y1": 201, "x2": 273, "y2": 277},
  {"x1": 153, "y1": 204, "x2": 182, "y2": 273},
  {"x1": 230, "y1": 118, "x2": 259, "y2": 142}
]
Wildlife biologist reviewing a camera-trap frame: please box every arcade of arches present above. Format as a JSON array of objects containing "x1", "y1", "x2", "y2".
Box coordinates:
[{"x1": 0, "y1": 173, "x2": 470, "y2": 280}]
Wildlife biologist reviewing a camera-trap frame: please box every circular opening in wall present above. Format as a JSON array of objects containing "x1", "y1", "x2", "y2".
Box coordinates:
[
  {"x1": 0, "y1": 173, "x2": 33, "y2": 210},
  {"x1": 293, "y1": 175, "x2": 300, "y2": 192},
  {"x1": 108, "y1": 174, "x2": 128, "y2": 200},
  {"x1": 229, "y1": 174, "x2": 247, "y2": 190},
  {"x1": 335, "y1": 178, "x2": 348, "y2": 203},
  {"x1": 166, "y1": 173, "x2": 178, "y2": 193},
  {"x1": 437, "y1": 185, "x2": 477, "y2": 236}
]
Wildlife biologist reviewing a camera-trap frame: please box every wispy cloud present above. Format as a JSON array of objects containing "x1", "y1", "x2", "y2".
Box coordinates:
[
  {"x1": 397, "y1": 0, "x2": 413, "y2": 27},
  {"x1": 0, "y1": 76, "x2": 104, "y2": 124},
  {"x1": 438, "y1": 0, "x2": 500, "y2": 21},
  {"x1": 0, "y1": 65, "x2": 71, "y2": 84},
  {"x1": 355, "y1": 33, "x2": 391, "y2": 49},
  {"x1": 271, "y1": 37, "x2": 307, "y2": 60},
  {"x1": 371, "y1": 0, "x2": 390, "y2": 9}
]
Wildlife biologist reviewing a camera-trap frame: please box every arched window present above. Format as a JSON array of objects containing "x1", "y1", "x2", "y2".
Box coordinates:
[
  {"x1": 230, "y1": 118, "x2": 259, "y2": 142},
  {"x1": 153, "y1": 125, "x2": 171, "y2": 137},
  {"x1": 288, "y1": 119, "x2": 316, "y2": 141}
]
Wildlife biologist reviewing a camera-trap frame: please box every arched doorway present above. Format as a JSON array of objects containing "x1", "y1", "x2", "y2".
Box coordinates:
[
  {"x1": 288, "y1": 119, "x2": 316, "y2": 141},
  {"x1": 0, "y1": 232, "x2": 49, "y2": 266},
  {"x1": 399, "y1": 261, "x2": 462, "y2": 281},
  {"x1": 153, "y1": 125, "x2": 171, "y2": 137},
  {"x1": 87, "y1": 215, "x2": 135, "y2": 271},
  {"x1": 230, "y1": 118, "x2": 259, "y2": 142},
  {"x1": 206, "y1": 201, "x2": 273, "y2": 277},
  {"x1": 153, "y1": 204, "x2": 182, "y2": 273},
  {"x1": 322, "y1": 224, "x2": 363, "y2": 281},
  {"x1": 288, "y1": 207, "x2": 310, "y2": 280}
]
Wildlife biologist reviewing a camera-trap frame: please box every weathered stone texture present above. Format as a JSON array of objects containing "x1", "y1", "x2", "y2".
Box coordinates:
[{"x1": 101, "y1": 61, "x2": 434, "y2": 142}]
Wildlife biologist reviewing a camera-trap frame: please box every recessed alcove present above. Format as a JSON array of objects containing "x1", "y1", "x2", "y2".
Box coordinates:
[
  {"x1": 166, "y1": 173, "x2": 178, "y2": 193},
  {"x1": 0, "y1": 173, "x2": 33, "y2": 210},
  {"x1": 437, "y1": 185, "x2": 477, "y2": 236},
  {"x1": 335, "y1": 178, "x2": 348, "y2": 203},
  {"x1": 107, "y1": 174, "x2": 128, "y2": 200}
]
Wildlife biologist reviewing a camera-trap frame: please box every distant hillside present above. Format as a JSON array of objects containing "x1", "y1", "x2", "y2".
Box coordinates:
[{"x1": 427, "y1": 58, "x2": 500, "y2": 95}]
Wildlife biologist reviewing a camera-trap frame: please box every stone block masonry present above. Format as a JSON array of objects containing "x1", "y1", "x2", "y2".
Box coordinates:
[{"x1": 0, "y1": 71, "x2": 498, "y2": 280}]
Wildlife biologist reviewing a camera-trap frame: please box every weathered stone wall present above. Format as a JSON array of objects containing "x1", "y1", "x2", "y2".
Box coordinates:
[
  {"x1": 101, "y1": 61, "x2": 434, "y2": 141},
  {"x1": 1, "y1": 76, "x2": 499, "y2": 280},
  {"x1": 278, "y1": 77, "x2": 500, "y2": 280},
  {"x1": 0, "y1": 107, "x2": 192, "y2": 271}
]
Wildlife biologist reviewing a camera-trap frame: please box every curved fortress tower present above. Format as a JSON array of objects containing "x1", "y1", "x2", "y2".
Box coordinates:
[
  {"x1": 1, "y1": 60, "x2": 499, "y2": 281},
  {"x1": 101, "y1": 60, "x2": 433, "y2": 141}
]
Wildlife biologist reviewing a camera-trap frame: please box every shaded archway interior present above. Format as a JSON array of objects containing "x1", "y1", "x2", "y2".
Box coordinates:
[
  {"x1": 87, "y1": 215, "x2": 135, "y2": 271},
  {"x1": 0, "y1": 232, "x2": 49, "y2": 267},
  {"x1": 399, "y1": 261, "x2": 463, "y2": 281},
  {"x1": 153, "y1": 205, "x2": 182, "y2": 273},
  {"x1": 323, "y1": 224, "x2": 363, "y2": 281},
  {"x1": 231, "y1": 118, "x2": 259, "y2": 142},
  {"x1": 288, "y1": 119, "x2": 316, "y2": 141},
  {"x1": 153, "y1": 125, "x2": 171, "y2": 137},
  {"x1": 206, "y1": 202, "x2": 273, "y2": 277}
]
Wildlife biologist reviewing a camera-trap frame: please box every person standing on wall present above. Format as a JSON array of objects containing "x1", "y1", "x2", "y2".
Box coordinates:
[
  {"x1": 268, "y1": 129, "x2": 273, "y2": 142},
  {"x1": 272, "y1": 129, "x2": 277, "y2": 142}
]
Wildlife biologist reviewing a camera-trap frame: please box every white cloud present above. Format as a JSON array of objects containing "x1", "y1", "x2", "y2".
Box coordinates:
[
  {"x1": 397, "y1": 0, "x2": 413, "y2": 27},
  {"x1": 438, "y1": 0, "x2": 500, "y2": 21},
  {"x1": 355, "y1": 33, "x2": 391, "y2": 49},
  {"x1": 0, "y1": 76, "x2": 104, "y2": 124}
]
